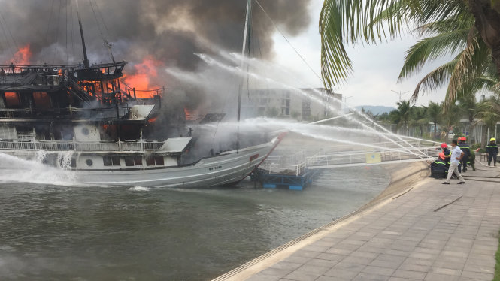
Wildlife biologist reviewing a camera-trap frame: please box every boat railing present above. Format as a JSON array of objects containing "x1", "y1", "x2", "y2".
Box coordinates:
[{"x1": 0, "y1": 140, "x2": 164, "y2": 152}]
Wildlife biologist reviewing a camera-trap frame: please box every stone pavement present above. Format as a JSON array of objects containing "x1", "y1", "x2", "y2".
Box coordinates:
[{"x1": 240, "y1": 164, "x2": 500, "y2": 281}]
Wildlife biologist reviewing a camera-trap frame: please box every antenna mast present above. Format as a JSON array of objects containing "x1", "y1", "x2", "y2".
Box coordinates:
[
  {"x1": 75, "y1": 0, "x2": 89, "y2": 68},
  {"x1": 238, "y1": 0, "x2": 252, "y2": 123}
]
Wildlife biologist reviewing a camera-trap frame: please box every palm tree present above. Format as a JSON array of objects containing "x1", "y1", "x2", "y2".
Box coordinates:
[
  {"x1": 398, "y1": 12, "x2": 493, "y2": 106},
  {"x1": 409, "y1": 106, "x2": 428, "y2": 138},
  {"x1": 427, "y1": 102, "x2": 441, "y2": 139},
  {"x1": 396, "y1": 100, "x2": 412, "y2": 135},
  {"x1": 319, "y1": 0, "x2": 500, "y2": 90}
]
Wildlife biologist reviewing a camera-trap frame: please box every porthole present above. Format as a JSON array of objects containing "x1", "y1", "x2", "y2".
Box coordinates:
[
  {"x1": 82, "y1": 127, "x2": 90, "y2": 135},
  {"x1": 86, "y1": 159, "x2": 93, "y2": 166}
]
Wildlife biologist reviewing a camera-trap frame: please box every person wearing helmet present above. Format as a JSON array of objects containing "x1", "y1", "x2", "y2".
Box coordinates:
[
  {"x1": 441, "y1": 143, "x2": 451, "y2": 166},
  {"x1": 431, "y1": 151, "x2": 448, "y2": 178},
  {"x1": 458, "y1": 137, "x2": 471, "y2": 172},
  {"x1": 443, "y1": 140, "x2": 465, "y2": 184},
  {"x1": 486, "y1": 137, "x2": 498, "y2": 167}
]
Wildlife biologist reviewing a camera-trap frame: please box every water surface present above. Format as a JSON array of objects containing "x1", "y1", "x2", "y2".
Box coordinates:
[{"x1": 0, "y1": 166, "x2": 389, "y2": 280}]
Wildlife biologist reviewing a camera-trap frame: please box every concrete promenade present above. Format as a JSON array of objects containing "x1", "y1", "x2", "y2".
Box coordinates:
[{"x1": 221, "y1": 164, "x2": 500, "y2": 281}]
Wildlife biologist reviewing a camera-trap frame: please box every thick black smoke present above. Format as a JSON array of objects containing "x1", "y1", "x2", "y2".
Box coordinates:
[
  {"x1": 0, "y1": 0, "x2": 311, "y2": 70},
  {"x1": 0, "y1": 0, "x2": 312, "y2": 132}
]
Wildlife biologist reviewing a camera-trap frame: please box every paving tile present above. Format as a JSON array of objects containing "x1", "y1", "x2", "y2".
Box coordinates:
[
  {"x1": 292, "y1": 250, "x2": 320, "y2": 259},
  {"x1": 246, "y1": 273, "x2": 282, "y2": 281},
  {"x1": 353, "y1": 272, "x2": 391, "y2": 281},
  {"x1": 361, "y1": 265, "x2": 395, "y2": 276},
  {"x1": 284, "y1": 270, "x2": 323, "y2": 281},
  {"x1": 315, "y1": 252, "x2": 345, "y2": 262},
  {"x1": 342, "y1": 255, "x2": 375, "y2": 265},
  {"x1": 334, "y1": 261, "x2": 367, "y2": 272},
  {"x1": 424, "y1": 272, "x2": 460, "y2": 281},
  {"x1": 391, "y1": 269, "x2": 426, "y2": 279},
  {"x1": 429, "y1": 267, "x2": 461, "y2": 276},
  {"x1": 283, "y1": 255, "x2": 312, "y2": 264},
  {"x1": 305, "y1": 258, "x2": 337, "y2": 268},
  {"x1": 460, "y1": 270, "x2": 494, "y2": 280},
  {"x1": 295, "y1": 264, "x2": 330, "y2": 275},
  {"x1": 323, "y1": 268, "x2": 360, "y2": 279}
]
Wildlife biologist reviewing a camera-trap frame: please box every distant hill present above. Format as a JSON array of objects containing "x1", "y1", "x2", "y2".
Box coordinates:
[{"x1": 355, "y1": 106, "x2": 396, "y2": 115}]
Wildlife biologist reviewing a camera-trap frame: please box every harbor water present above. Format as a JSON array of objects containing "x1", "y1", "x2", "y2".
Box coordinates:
[{"x1": 0, "y1": 166, "x2": 389, "y2": 281}]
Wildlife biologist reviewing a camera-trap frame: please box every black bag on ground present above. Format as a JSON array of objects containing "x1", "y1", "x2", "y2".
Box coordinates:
[{"x1": 430, "y1": 161, "x2": 448, "y2": 178}]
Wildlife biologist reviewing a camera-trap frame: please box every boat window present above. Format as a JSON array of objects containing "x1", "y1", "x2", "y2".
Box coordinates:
[
  {"x1": 146, "y1": 157, "x2": 155, "y2": 166},
  {"x1": 134, "y1": 157, "x2": 143, "y2": 166},
  {"x1": 104, "y1": 156, "x2": 121, "y2": 166},
  {"x1": 4, "y1": 92, "x2": 21, "y2": 108},
  {"x1": 154, "y1": 156, "x2": 164, "y2": 166},
  {"x1": 125, "y1": 157, "x2": 135, "y2": 167},
  {"x1": 103, "y1": 156, "x2": 112, "y2": 166},
  {"x1": 86, "y1": 159, "x2": 93, "y2": 167},
  {"x1": 71, "y1": 158, "x2": 77, "y2": 168},
  {"x1": 146, "y1": 156, "x2": 164, "y2": 166},
  {"x1": 33, "y1": 92, "x2": 51, "y2": 109},
  {"x1": 111, "y1": 156, "x2": 121, "y2": 166}
]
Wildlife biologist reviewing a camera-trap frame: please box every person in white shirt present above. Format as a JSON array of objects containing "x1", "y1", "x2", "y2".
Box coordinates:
[{"x1": 443, "y1": 140, "x2": 465, "y2": 184}]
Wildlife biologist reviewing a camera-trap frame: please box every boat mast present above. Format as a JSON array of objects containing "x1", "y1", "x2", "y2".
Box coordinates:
[
  {"x1": 238, "y1": 0, "x2": 252, "y2": 123},
  {"x1": 75, "y1": 0, "x2": 90, "y2": 68}
]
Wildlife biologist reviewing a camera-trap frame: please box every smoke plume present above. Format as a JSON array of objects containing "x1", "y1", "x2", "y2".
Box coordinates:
[{"x1": 0, "y1": 0, "x2": 312, "y2": 70}]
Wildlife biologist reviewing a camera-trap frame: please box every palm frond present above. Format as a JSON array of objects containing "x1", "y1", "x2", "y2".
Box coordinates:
[
  {"x1": 416, "y1": 13, "x2": 474, "y2": 35},
  {"x1": 445, "y1": 33, "x2": 490, "y2": 106},
  {"x1": 411, "y1": 59, "x2": 458, "y2": 102},
  {"x1": 320, "y1": 0, "x2": 465, "y2": 88},
  {"x1": 399, "y1": 29, "x2": 469, "y2": 79}
]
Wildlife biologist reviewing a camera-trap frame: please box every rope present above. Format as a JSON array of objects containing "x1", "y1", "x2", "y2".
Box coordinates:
[
  {"x1": 253, "y1": 0, "x2": 323, "y2": 83},
  {"x1": 70, "y1": 0, "x2": 75, "y2": 62},
  {"x1": 44, "y1": 0, "x2": 56, "y2": 49},
  {"x1": 52, "y1": 0, "x2": 63, "y2": 64},
  {"x1": 66, "y1": 0, "x2": 69, "y2": 64},
  {"x1": 88, "y1": 0, "x2": 105, "y2": 43},
  {"x1": 0, "y1": 12, "x2": 16, "y2": 59},
  {"x1": 0, "y1": 10, "x2": 19, "y2": 53},
  {"x1": 93, "y1": 0, "x2": 113, "y2": 41}
]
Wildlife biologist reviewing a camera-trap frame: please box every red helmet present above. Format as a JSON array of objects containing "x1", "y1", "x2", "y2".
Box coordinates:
[
  {"x1": 441, "y1": 143, "x2": 447, "y2": 149},
  {"x1": 459, "y1": 137, "x2": 466, "y2": 141}
]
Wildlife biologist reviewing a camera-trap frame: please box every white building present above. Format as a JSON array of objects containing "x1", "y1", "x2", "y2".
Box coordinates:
[{"x1": 241, "y1": 89, "x2": 342, "y2": 121}]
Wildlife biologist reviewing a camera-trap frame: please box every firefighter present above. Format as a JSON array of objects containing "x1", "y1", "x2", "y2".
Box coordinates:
[
  {"x1": 458, "y1": 137, "x2": 471, "y2": 173},
  {"x1": 442, "y1": 143, "x2": 451, "y2": 167},
  {"x1": 486, "y1": 137, "x2": 498, "y2": 167}
]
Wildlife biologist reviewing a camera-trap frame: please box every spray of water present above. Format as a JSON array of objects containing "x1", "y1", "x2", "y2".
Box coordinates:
[
  {"x1": 221, "y1": 51, "x2": 429, "y2": 157},
  {"x1": 193, "y1": 53, "x2": 426, "y2": 158},
  {"x1": 0, "y1": 152, "x2": 76, "y2": 186},
  {"x1": 194, "y1": 118, "x2": 431, "y2": 156}
]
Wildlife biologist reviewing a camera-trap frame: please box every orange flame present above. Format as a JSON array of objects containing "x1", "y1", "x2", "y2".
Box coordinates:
[
  {"x1": 184, "y1": 107, "x2": 197, "y2": 121},
  {"x1": 122, "y1": 56, "x2": 163, "y2": 98},
  {"x1": 11, "y1": 45, "x2": 32, "y2": 65}
]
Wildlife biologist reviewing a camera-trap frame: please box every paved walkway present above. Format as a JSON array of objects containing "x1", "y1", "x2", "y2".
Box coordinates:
[{"x1": 234, "y1": 164, "x2": 500, "y2": 281}]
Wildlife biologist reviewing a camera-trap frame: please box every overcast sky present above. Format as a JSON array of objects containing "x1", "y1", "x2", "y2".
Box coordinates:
[{"x1": 271, "y1": 0, "x2": 448, "y2": 108}]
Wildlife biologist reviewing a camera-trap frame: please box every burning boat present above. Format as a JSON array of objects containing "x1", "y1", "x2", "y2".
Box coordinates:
[{"x1": 0, "y1": 1, "x2": 283, "y2": 188}]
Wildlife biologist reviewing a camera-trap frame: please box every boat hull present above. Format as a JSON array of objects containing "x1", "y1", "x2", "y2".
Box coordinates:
[{"x1": 0, "y1": 135, "x2": 284, "y2": 188}]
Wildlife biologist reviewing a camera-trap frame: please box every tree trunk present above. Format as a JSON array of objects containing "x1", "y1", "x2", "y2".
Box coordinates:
[
  {"x1": 481, "y1": 124, "x2": 488, "y2": 148},
  {"x1": 468, "y1": 0, "x2": 500, "y2": 76}
]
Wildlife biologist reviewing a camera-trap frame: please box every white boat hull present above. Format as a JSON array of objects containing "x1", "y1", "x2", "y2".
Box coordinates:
[{"x1": 0, "y1": 135, "x2": 284, "y2": 188}]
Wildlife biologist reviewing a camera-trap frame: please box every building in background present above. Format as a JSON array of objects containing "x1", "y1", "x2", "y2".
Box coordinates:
[{"x1": 242, "y1": 89, "x2": 342, "y2": 121}]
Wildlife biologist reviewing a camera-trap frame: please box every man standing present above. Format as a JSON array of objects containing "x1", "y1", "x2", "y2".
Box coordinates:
[
  {"x1": 443, "y1": 140, "x2": 465, "y2": 184},
  {"x1": 458, "y1": 137, "x2": 470, "y2": 172},
  {"x1": 486, "y1": 137, "x2": 498, "y2": 167}
]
